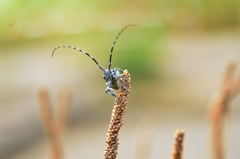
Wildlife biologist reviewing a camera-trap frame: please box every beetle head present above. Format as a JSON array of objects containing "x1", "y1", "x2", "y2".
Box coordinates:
[{"x1": 103, "y1": 69, "x2": 113, "y2": 82}]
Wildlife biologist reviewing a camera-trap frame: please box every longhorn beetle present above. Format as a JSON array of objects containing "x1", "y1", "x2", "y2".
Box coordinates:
[{"x1": 52, "y1": 25, "x2": 135, "y2": 97}]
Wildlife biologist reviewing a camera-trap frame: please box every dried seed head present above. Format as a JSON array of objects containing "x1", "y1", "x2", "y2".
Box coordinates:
[
  {"x1": 172, "y1": 129, "x2": 185, "y2": 159},
  {"x1": 104, "y1": 70, "x2": 131, "y2": 159}
]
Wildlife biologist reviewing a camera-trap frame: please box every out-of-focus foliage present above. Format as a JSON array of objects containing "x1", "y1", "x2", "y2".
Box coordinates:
[
  {"x1": 0, "y1": 0, "x2": 239, "y2": 79},
  {"x1": 0, "y1": 0, "x2": 239, "y2": 42},
  {"x1": 154, "y1": 0, "x2": 239, "y2": 30},
  {"x1": 114, "y1": 26, "x2": 166, "y2": 79}
]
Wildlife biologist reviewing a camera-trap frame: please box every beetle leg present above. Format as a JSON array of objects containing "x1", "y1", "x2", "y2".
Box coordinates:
[{"x1": 105, "y1": 86, "x2": 116, "y2": 97}]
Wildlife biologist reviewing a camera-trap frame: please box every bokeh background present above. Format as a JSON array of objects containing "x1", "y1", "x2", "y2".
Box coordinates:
[{"x1": 0, "y1": 0, "x2": 240, "y2": 159}]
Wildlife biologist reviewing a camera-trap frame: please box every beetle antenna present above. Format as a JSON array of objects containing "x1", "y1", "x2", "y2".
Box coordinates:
[
  {"x1": 52, "y1": 45, "x2": 105, "y2": 71},
  {"x1": 108, "y1": 25, "x2": 135, "y2": 70}
]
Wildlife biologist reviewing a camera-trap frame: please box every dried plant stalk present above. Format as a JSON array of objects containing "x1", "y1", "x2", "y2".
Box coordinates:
[
  {"x1": 57, "y1": 88, "x2": 71, "y2": 131},
  {"x1": 39, "y1": 88, "x2": 54, "y2": 134},
  {"x1": 104, "y1": 70, "x2": 131, "y2": 159},
  {"x1": 38, "y1": 88, "x2": 63, "y2": 159},
  {"x1": 209, "y1": 63, "x2": 240, "y2": 159},
  {"x1": 172, "y1": 129, "x2": 185, "y2": 159},
  {"x1": 38, "y1": 88, "x2": 70, "y2": 159}
]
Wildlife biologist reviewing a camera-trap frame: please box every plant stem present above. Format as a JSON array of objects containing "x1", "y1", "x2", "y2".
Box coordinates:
[{"x1": 209, "y1": 63, "x2": 240, "y2": 159}]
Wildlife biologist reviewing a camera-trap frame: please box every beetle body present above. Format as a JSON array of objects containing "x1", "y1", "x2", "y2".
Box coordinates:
[{"x1": 104, "y1": 68, "x2": 123, "y2": 97}]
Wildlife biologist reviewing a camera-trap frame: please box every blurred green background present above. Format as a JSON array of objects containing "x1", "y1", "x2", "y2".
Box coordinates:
[{"x1": 0, "y1": 0, "x2": 240, "y2": 159}]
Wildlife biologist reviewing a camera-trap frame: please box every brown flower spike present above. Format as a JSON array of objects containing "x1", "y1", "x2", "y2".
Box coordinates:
[
  {"x1": 209, "y1": 63, "x2": 240, "y2": 159},
  {"x1": 104, "y1": 70, "x2": 131, "y2": 159},
  {"x1": 38, "y1": 88, "x2": 71, "y2": 159},
  {"x1": 172, "y1": 129, "x2": 185, "y2": 159}
]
